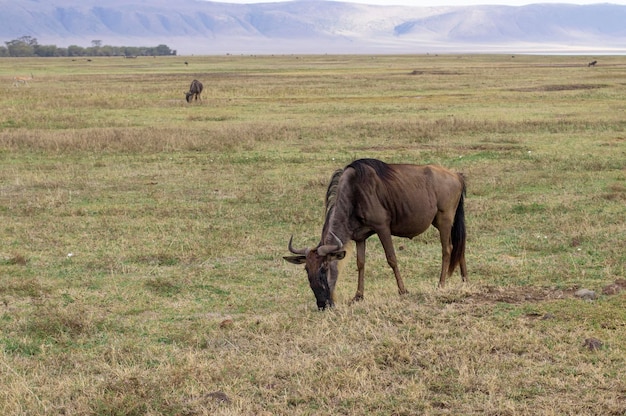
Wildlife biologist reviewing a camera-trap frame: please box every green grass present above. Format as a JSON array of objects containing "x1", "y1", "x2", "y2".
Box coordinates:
[{"x1": 1, "y1": 54, "x2": 625, "y2": 415}]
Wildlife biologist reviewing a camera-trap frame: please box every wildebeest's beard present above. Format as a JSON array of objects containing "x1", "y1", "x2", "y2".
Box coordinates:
[{"x1": 310, "y1": 266, "x2": 332, "y2": 310}]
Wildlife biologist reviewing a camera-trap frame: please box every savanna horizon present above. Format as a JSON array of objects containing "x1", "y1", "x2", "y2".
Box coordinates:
[{"x1": 0, "y1": 54, "x2": 625, "y2": 414}]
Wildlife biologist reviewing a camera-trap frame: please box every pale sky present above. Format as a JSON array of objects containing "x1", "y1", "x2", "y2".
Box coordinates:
[{"x1": 213, "y1": 0, "x2": 626, "y2": 5}]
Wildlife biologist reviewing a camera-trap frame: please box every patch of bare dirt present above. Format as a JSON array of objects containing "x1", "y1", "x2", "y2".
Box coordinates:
[
  {"x1": 468, "y1": 143, "x2": 523, "y2": 152},
  {"x1": 443, "y1": 280, "x2": 626, "y2": 307},
  {"x1": 510, "y1": 84, "x2": 607, "y2": 92},
  {"x1": 409, "y1": 70, "x2": 463, "y2": 76},
  {"x1": 583, "y1": 337, "x2": 604, "y2": 351},
  {"x1": 468, "y1": 285, "x2": 575, "y2": 304}
]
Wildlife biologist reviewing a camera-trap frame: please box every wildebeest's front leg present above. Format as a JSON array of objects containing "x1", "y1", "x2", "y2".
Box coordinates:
[
  {"x1": 352, "y1": 240, "x2": 366, "y2": 303},
  {"x1": 377, "y1": 229, "x2": 408, "y2": 295}
]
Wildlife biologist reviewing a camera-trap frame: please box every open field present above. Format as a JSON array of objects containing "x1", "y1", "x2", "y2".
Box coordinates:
[{"x1": 1, "y1": 54, "x2": 625, "y2": 415}]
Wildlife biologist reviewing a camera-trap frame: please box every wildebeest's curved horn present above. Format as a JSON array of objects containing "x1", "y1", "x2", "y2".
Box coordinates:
[
  {"x1": 288, "y1": 235, "x2": 308, "y2": 255},
  {"x1": 317, "y1": 232, "x2": 343, "y2": 256}
]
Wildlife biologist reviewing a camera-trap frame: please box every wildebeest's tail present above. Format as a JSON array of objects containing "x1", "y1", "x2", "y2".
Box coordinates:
[{"x1": 449, "y1": 176, "x2": 466, "y2": 275}]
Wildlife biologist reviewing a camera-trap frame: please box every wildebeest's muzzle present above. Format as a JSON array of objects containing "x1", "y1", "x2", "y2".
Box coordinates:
[{"x1": 313, "y1": 268, "x2": 332, "y2": 310}]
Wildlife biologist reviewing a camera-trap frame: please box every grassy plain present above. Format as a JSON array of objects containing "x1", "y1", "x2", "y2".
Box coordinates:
[{"x1": 0, "y1": 54, "x2": 625, "y2": 415}]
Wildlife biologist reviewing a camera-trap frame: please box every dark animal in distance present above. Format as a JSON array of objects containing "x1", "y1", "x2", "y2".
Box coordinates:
[
  {"x1": 588, "y1": 60, "x2": 598, "y2": 67},
  {"x1": 284, "y1": 158, "x2": 467, "y2": 309},
  {"x1": 185, "y1": 79, "x2": 203, "y2": 103}
]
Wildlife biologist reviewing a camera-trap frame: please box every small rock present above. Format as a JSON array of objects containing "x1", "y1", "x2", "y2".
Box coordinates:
[
  {"x1": 206, "y1": 391, "x2": 231, "y2": 404},
  {"x1": 575, "y1": 289, "x2": 597, "y2": 300},
  {"x1": 602, "y1": 284, "x2": 621, "y2": 295},
  {"x1": 220, "y1": 319, "x2": 233, "y2": 328},
  {"x1": 583, "y1": 337, "x2": 603, "y2": 351},
  {"x1": 602, "y1": 279, "x2": 626, "y2": 295}
]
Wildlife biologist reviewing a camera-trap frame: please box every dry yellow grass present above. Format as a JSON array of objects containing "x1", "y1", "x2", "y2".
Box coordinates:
[{"x1": 0, "y1": 54, "x2": 625, "y2": 415}]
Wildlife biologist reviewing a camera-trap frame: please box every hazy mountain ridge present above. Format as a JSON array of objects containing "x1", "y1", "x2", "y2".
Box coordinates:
[
  {"x1": 396, "y1": 4, "x2": 626, "y2": 42},
  {"x1": 1, "y1": 0, "x2": 625, "y2": 54}
]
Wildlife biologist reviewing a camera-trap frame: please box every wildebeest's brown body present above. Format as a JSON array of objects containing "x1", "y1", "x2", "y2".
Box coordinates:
[
  {"x1": 185, "y1": 79, "x2": 203, "y2": 103},
  {"x1": 285, "y1": 159, "x2": 467, "y2": 309}
]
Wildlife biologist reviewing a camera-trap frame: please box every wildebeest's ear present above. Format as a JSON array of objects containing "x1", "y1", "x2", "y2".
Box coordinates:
[
  {"x1": 283, "y1": 255, "x2": 307, "y2": 265},
  {"x1": 329, "y1": 251, "x2": 346, "y2": 261}
]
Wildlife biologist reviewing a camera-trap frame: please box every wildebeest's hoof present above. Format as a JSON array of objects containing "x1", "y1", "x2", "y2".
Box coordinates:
[{"x1": 350, "y1": 294, "x2": 364, "y2": 304}]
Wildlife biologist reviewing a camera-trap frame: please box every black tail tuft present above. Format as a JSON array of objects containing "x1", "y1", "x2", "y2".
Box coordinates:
[{"x1": 449, "y1": 180, "x2": 466, "y2": 275}]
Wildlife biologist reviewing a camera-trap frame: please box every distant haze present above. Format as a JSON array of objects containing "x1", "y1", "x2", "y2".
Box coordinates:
[
  {"x1": 1, "y1": 0, "x2": 625, "y2": 55},
  {"x1": 215, "y1": 0, "x2": 626, "y2": 5}
]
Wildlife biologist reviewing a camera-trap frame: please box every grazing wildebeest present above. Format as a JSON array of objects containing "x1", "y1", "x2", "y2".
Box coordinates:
[
  {"x1": 284, "y1": 158, "x2": 467, "y2": 309},
  {"x1": 185, "y1": 79, "x2": 203, "y2": 103},
  {"x1": 588, "y1": 60, "x2": 598, "y2": 67}
]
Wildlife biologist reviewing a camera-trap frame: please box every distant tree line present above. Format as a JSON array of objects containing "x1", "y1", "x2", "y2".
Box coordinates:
[{"x1": 0, "y1": 36, "x2": 176, "y2": 57}]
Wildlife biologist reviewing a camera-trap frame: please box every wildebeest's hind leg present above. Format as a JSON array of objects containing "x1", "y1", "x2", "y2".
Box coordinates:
[
  {"x1": 434, "y1": 215, "x2": 454, "y2": 288},
  {"x1": 435, "y1": 203, "x2": 467, "y2": 286},
  {"x1": 459, "y1": 252, "x2": 467, "y2": 282}
]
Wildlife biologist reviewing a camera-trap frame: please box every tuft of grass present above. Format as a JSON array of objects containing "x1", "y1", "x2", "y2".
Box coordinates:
[
  {"x1": 144, "y1": 277, "x2": 182, "y2": 297},
  {"x1": 4, "y1": 254, "x2": 28, "y2": 266}
]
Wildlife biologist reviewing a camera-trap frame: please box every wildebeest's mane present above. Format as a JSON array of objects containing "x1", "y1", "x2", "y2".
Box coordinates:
[
  {"x1": 325, "y1": 168, "x2": 344, "y2": 216},
  {"x1": 322, "y1": 169, "x2": 344, "y2": 241},
  {"x1": 347, "y1": 158, "x2": 395, "y2": 183},
  {"x1": 321, "y1": 159, "x2": 395, "y2": 242}
]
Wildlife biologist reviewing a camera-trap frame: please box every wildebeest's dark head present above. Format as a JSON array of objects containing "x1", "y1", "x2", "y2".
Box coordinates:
[{"x1": 284, "y1": 233, "x2": 346, "y2": 310}]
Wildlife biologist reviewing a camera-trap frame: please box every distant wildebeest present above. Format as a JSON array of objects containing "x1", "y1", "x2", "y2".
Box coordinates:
[
  {"x1": 284, "y1": 158, "x2": 467, "y2": 309},
  {"x1": 185, "y1": 79, "x2": 203, "y2": 103},
  {"x1": 588, "y1": 60, "x2": 598, "y2": 67}
]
